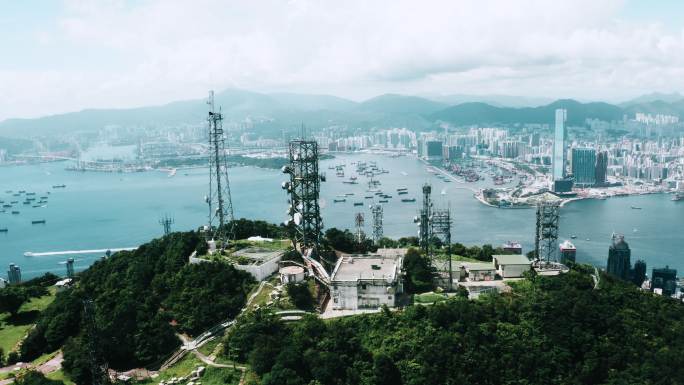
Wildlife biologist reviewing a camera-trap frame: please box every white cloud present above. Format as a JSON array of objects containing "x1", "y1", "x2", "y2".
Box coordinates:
[{"x1": 1, "y1": 0, "x2": 683, "y2": 119}]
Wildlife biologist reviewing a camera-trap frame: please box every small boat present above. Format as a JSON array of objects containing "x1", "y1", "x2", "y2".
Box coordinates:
[
  {"x1": 333, "y1": 199, "x2": 346, "y2": 203},
  {"x1": 2, "y1": 204, "x2": 11, "y2": 208},
  {"x1": 365, "y1": 196, "x2": 373, "y2": 199},
  {"x1": 383, "y1": 195, "x2": 393, "y2": 199},
  {"x1": 11, "y1": 211, "x2": 19, "y2": 215},
  {"x1": 23, "y1": 201, "x2": 30, "y2": 205},
  {"x1": 630, "y1": 206, "x2": 642, "y2": 210},
  {"x1": 52, "y1": 184, "x2": 66, "y2": 188},
  {"x1": 585, "y1": 238, "x2": 590, "y2": 241},
  {"x1": 353, "y1": 202, "x2": 363, "y2": 206},
  {"x1": 397, "y1": 187, "x2": 408, "y2": 191},
  {"x1": 401, "y1": 198, "x2": 416, "y2": 202},
  {"x1": 4, "y1": 190, "x2": 11, "y2": 193},
  {"x1": 398, "y1": 191, "x2": 409, "y2": 195},
  {"x1": 0, "y1": 228, "x2": 8, "y2": 233},
  {"x1": 570, "y1": 235, "x2": 577, "y2": 239},
  {"x1": 10, "y1": 201, "x2": 18, "y2": 204},
  {"x1": 26, "y1": 192, "x2": 36, "y2": 196},
  {"x1": 18, "y1": 190, "x2": 26, "y2": 193},
  {"x1": 379, "y1": 199, "x2": 389, "y2": 203},
  {"x1": 32, "y1": 219, "x2": 46, "y2": 224},
  {"x1": 345, "y1": 193, "x2": 355, "y2": 196}
]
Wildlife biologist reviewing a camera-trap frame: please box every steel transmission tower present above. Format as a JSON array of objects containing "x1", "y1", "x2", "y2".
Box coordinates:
[
  {"x1": 370, "y1": 203, "x2": 383, "y2": 244},
  {"x1": 534, "y1": 200, "x2": 560, "y2": 263},
  {"x1": 431, "y1": 208, "x2": 453, "y2": 290},
  {"x1": 159, "y1": 214, "x2": 174, "y2": 236},
  {"x1": 419, "y1": 183, "x2": 433, "y2": 255},
  {"x1": 282, "y1": 138, "x2": 325, "y2": 256},
  {"x1": 206, "y1": 90, "x2": 235, "y2": 246},
  {"x1": 83, "y1": 299, "x2": 109, "y2": 385},
  {"x1": 354, "y1": 212, "x2": 365, "y2": 244}
]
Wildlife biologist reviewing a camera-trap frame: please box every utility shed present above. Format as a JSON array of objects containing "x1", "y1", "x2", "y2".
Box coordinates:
[
  {"x1": 493, "y1": 254, "x2": 532, "y2": 278},
  {"x1": 330, "y1": 252, "x2": 403, "y2": 310},
  {"x1": 460, "y1": 262, "x2": 497, "y2": 281}
]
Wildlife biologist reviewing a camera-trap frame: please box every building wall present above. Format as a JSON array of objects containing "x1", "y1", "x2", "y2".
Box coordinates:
[
  {"x1": 498, "y1": 264, "x2": 530, "y2": 278},
  {"x1": 553, "y1": 109, "x2": 567, "y2": 180},
  {"x1": 468, "y1": 269, "x2": 497, "y2": 281},
  {"x1": 572, "y1": 148, "x2": 597, "y2": 186},
  {"x1": 331, "y1": 280, "x2": 397, "y2": 310},
  {"x1": 235, "y1": 254, "x2": 282, "y2": 281}
]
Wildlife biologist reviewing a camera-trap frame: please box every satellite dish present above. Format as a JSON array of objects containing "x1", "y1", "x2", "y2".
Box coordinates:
[{"x1": 294, "y1": 213, "x2": 303, "y2": 226}]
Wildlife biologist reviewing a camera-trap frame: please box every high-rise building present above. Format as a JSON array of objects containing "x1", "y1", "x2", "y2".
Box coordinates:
[
  {"x1": 595, "y1": 150, "x2": 608, "y2": 186},
  {"x1": 552, "y1": 109, "x2": 567, "y2": 181},
  {"x1": 651, "y1": 266, "x2": 677, "y2": 296},
  {"x1": 571, "y1": 148, "x2": 597, "y2": 186},
  {"x1": 631, "y1": 259, "x2": 647, "y2": 287},
  {"x1": 7, "y1": 263, "x2": 21, "y2": 284},
  {"x1": 606, "y1": 234, "x2": 631, "y2": 281},
  {"x1": 559, "y1": 240, "x2": 576, "y2": 264}
]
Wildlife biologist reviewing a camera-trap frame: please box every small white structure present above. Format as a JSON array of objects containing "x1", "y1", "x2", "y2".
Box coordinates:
[
  {"x1": 460, "y1": 262, "x2": 497, "y2": 281},
  {"x1": 279, "y1": 265, "x2": 306, "y2": 284},
  {"x1": 493, "y1": 254, "x2": 532, "y2": 278},
  {"x1": 330, "y1": 251, "x2": 404, "y2": 310},
  {"x1": 247, "y1": 236, "x2": 273, "y2": 242},
  {"x1": 55, "y1": 278, "x2": 73, "y2": 292},
  {"x1": 0, "y1": 277, "x2": 7, "y2": 289},
  {"x1": 231, "y1": 247, "x2": 284, "y2": 281}
]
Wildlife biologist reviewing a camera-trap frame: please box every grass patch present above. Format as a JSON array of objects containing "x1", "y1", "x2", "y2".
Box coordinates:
[
  {"x1": 45, "y1": 369, "x2": 75, "y2": 385},
  {"x1": 414, "y1": 292, "x2": 448, "y2": 304},
  {"x1": 0, "y1": 288, "x2": 57, "y2": 355},
  {"x1": 247, "y1": 284, "x2": 274, "y2": 310},
  {"x1": 135, "y1": 354, "x2": 203, "y2": 385},
  {"x1": 197, "y1": 337, "x2": 222, "y2": 357},
  {"x1": 200, "y1": 366, "x2": 241, "y2": 385}
]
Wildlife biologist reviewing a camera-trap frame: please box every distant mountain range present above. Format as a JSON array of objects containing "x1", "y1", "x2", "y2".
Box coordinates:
[{"x1": 0, "y1": 89, "x2": 682, "y2": 138}]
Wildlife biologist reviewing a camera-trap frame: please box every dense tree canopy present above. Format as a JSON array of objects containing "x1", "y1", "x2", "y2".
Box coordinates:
[
  {"x1": 20, "y1": 230, "x2": 255, "y2": 374},
  {"x1": 224, "y1": 267, "x2": 684, "y2": 385}
]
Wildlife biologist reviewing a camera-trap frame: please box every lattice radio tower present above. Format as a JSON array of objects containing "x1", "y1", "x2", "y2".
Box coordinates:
[
  {"x1": 282, "y1": 133, "x2": 325, "y2": 256},
  {"x1": 534, "y1": 200, "x2": 560, "y2": 263},
  {"x1": 418, "y1": 183, "x2": 433, "y2": 255},
  {"x1": 206, "y1": 90, "x2": 235, "y2": 246},
  {"x1": 431, "y1": 207, "x2": 453, "y2": 290},
  {"x1": 159, "y1": 214, "x2": 174, "y2": 236},
  {"x1": 83, "y1": 299, "x2": 109, "y2": 385},
  {"x1": 355, "y1": 212, "x2": 365, "y2": 244},
  {"x1": 370, "y1": 203, "x2": 383, "y2": 244}
]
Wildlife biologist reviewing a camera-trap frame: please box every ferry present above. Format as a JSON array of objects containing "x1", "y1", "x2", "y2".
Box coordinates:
[
  {"x1": 333, "y1": 199, "x2": 346, "y2": 203},
  {"x1": 32, "y1": 219, "x2": 46, "y2": 224},
  {"x1": 401, "y1": 198, "x2": 416, "y2": 203}
]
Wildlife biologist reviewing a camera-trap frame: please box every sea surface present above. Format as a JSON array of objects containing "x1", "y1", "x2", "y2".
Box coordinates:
[{"x1": 0, "y1": 153, "x2": 682, "y2": 279}]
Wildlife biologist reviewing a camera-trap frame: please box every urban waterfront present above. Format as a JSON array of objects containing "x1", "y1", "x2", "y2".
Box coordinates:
[{"x1": 0, "y1": 152, "x2": 682, "y2": 279}]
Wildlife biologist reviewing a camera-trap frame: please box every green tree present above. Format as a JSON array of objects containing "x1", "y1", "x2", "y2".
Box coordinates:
[
  {"x1": 286, "y1": 282, "x2": 314, "y2": 311},
  {"x1": 402, "y1": 248, "x2": 434, "y2": 293},
  {"x1": 0, "y1": 286, "x2": 27, "y2": 316}
]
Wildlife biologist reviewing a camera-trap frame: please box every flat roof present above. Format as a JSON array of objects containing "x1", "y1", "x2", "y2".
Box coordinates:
[
  {"x1": 461, "y1": 262, "x2": 496, "y2": 271},
  {"x1": 331, "y1": 256, "x2": 399, "y2": 283},
  {"x1": 232, "y1": 247, "x2": 284, "y2": 262},
  {"x1": 493, "y1": 254, "x2": 532, "y2": 265}
]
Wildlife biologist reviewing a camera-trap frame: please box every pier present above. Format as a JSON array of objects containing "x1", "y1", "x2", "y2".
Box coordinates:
[{"x1": 24, "y1": 247, "x2": 138, "y2": 257}]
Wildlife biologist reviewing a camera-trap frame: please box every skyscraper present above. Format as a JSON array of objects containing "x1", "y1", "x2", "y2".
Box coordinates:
[
  {"x1": 7, "y1": 263, "x2": 21, "y2": 284},
  {"x1": 571, "y1": 148, "x2": 596, "y2": 186},
  {"x1": 552, "y1": 108, "x2": 567, "y2": 181},
  {"x1": 595, "y1": 150, "x2": 608, "y2": 186},
  {"x1": 606, "y1": 234, "x2": 631, "y2": 281},
  {"x1": 631, "y1": 259, "x2": 647, "y2": 287},
  {"x1": 651, "y1": 266, "x2": 677, "y2": 296}
]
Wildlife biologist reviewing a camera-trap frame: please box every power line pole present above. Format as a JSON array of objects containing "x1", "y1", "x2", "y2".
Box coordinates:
[
  {"x1": 158, "y1": 214, "x2": 174, "y2": 236},
  {"x1": 354, "y1": 212, "x2": 365, "y2": 245},
  {"x1": 282, "y1": 137, "x2": 325, "y2": 258},
  {"x1": 431, "y1": 208, "x2": 452, "y2": 291},
  {"x1": 419, "y1": 183, "x2": 432, "y2": 255},
  {"x1": 206, "y1": 90, "x2": 235, "y2": 247},
  {"x1": 535, "y1": 200, "x2": 560, "y2": 264},
  {"x1": 370, "y1": 203, "x2": 383, "y2": 244}
]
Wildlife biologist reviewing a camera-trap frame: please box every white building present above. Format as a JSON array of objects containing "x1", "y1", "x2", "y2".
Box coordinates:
[
  {"x1": 459, "y1": 262, "x2": 497, "y2": 281},
  {"x1": 0, "y1": 277, "x2": 7, "y2": 289},
  {"x1": 493, "y1": 254, "x2": 532, "y2": 278},
  {"x1": 279, "y1": 265, "x2": 306, "y2": 284},
  {"x1": 330, "y1": 251, "x2": 404, "y2": 310}
]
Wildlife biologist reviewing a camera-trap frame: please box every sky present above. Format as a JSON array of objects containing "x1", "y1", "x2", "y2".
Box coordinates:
[{"x1": 1, "y1": 0, "x2": 684, "y2": 120}]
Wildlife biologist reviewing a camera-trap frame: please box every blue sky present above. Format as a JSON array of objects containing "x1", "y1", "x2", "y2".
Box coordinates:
[{"x1": 1, "y1": 0, "x2": 683, "y2": 120}]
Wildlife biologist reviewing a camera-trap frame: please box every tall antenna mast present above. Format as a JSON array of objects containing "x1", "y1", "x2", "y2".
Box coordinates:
[
  {"x1": 206, "y1": 90, "x2": 235, "y2": 247},
  {"x1": 354, "y1": 212, "x2": 365, "y2": 245},
  {"x1": 159, "y1": 214, "x2": 174, "y2": 236},
  {"x1": 370, "y1": 203, "x2": 383, "y2": 244}
]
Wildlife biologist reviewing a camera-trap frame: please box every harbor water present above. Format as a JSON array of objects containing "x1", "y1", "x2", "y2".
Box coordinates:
[{"x1": 0, "y1": 153, "x2": 682, "y2": 279}]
